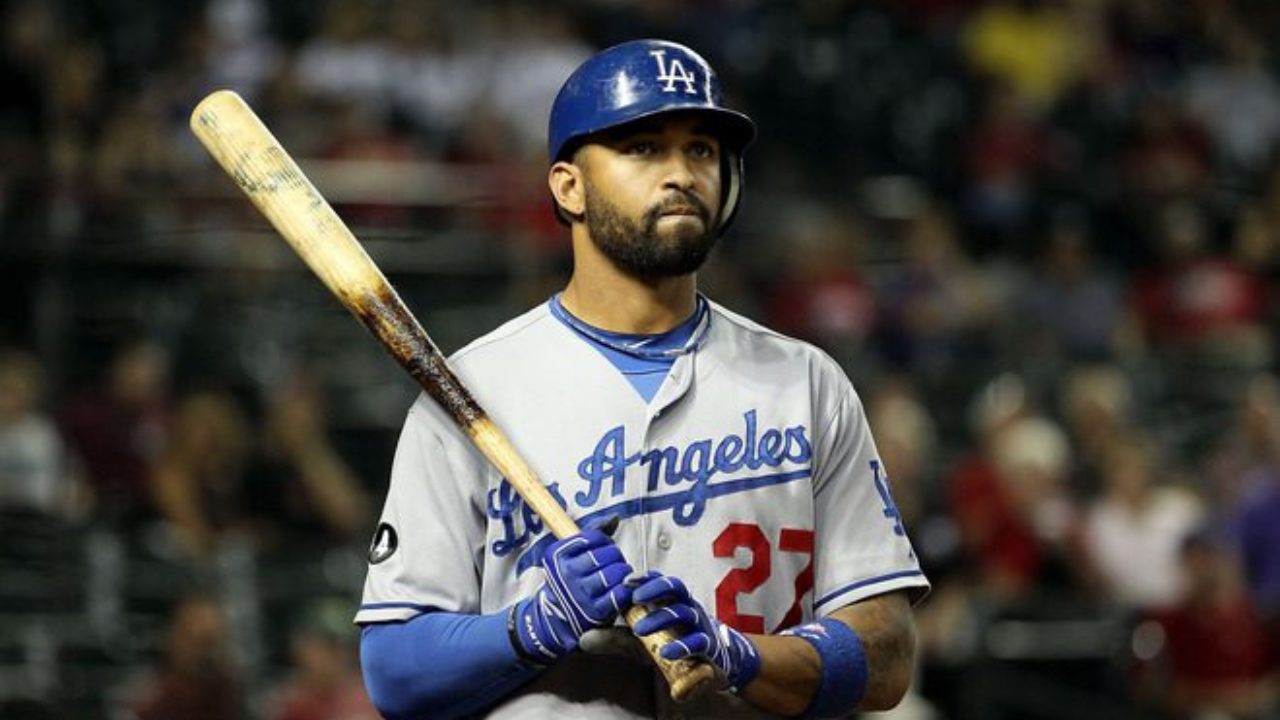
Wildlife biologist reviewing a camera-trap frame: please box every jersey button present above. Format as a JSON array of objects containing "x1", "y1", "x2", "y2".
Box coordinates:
[{"x1": 656, "y1": 532, "x2": 672, "y2": 550}]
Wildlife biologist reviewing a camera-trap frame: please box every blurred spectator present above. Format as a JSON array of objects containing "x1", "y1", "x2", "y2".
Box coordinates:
[
  {"x1": 203, "y1": 0, "x2": 282, "y2": 101},
  {"x1": 150, "y1": 391, "x2": 251, "y2": 562},
  {"x1": 245, "y1": 369, "x2": 371, "y2": 549},
  {"x1": 960, "y1": 0, "x2": 1098, "y2": 112},
  {"x1": 1106, "y1": 0, "x2": 1199, "y2": 85},
  {"x1": 1254, "y1": 158, "x2": 1280, "y2": 245},
  {"x1": 0, "y1": 349, "x2": 84, "y2": 518},
  {"x1": 1118, "y1": 91, "x2": 1211, "y2": 211},
  {"x1": 1059, "y1": 363, "x2": 1135, "y2": 493},
  {"x1": 1230, "y1": 465, "x2": 1280, "y2": 622},
  {"x1": 126, "y1": 594, "x2": 244, "y2": 720},
  {"x1": 89, "y1": 95, "x2": 184, "y2": 230},
  {"x1": 1019, "y1": 209, "x2": 1126, "y2": 364},
  {"x1": 1130, "y1": 201, "x2": 1270, "y2": 386},
  {"x1": 317, "y1": 100, "x2": 419, "y2": 227},
  {"x1": 1183, "y1": 22, "x2": 1280, "y2": 179},
  {"x1": 1080, "y1": 433, "x2": 1204, "y2": 609},
  {"x1": 875, "y1": 206, "x2": 995, "y2": 376},
  {"x1": 1210, "y1": 372, "x2": 1280, "y2": 509},
  {"x1": 1210, "y1": 374, "x2": 1280, "y2": 618},
  {"x1": 766, "y1": 207, "x2": 875, "y2": 365},
  {"x1": 486, "y1": 4, "x2": 592, "y2": 154},
  {"x1": 62, "y1": 339, "x2": 171, "y2": 530},
  {"x1": 251, "y1": 55, "x2": 330, "y2": 160},
  {"x1": 1234, "y1": 204, "x2": 1280, "y2": 285},
  {"x1": 294, "y1": 0, "x2": 389, "y2": 113},
  {"x1": 0, "y1": 0, "x2": 54, "y2": 236},
  {"x1": 266, "y1": 598, "x2": 378, "y2": 720},
  {"x1": 987, "y1": 415, "x2": 1082, "y2": 596},
  {"x1": 1233, "y1": 196, "x2": 1280, "y2": 346},
  {"x1": 386, "y1": 0, "x2": 489, "y2": 146},
  {"x1": 44, "y1": 33, "x2": 104, "y2": 238},
  {"x1": 1142, "y1": 532, "x2": 1279, "y2": 719},
  {"x1": 961, "y1": 79, "x2": 1056, "y2": 241},
  {"x1": 946, "y1": 373, "x2": 1042, "y2": 601}
]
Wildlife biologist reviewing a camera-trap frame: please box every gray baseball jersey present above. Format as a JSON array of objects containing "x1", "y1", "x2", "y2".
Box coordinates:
[{"x1": 357, "y1": 298, "x2": 929, "y2": 719}]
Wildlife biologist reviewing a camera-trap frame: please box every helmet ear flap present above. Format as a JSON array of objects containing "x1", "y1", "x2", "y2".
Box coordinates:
[{"x1": 717, "y1": 151, "x2": 745, "y2": 235}]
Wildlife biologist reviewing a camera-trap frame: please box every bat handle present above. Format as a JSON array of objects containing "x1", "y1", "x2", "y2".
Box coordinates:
[
  {"x1": 624, "y1": 604, "x2": 720, "y2": 701},
  {"x1": 470, "y1": 426, "x2": 719, "y2": 700}
]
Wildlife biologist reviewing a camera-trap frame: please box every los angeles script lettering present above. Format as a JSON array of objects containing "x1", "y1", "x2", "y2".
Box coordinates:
[{"x1": 488, "y1": 410, "x2": 812, "y2": 557}]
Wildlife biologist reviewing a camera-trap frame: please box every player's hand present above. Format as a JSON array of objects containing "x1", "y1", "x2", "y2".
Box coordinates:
[
  {"x1": 512, "y1": 519, "x2": 634, "y2": 663},
  {"x1": 629, "y1": 571, "x2": 761, "y2": 692}
]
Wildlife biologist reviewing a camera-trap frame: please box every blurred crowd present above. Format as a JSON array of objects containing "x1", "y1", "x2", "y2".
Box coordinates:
[{"x1": 4, "y1": 0, "x2": 1280, "y2": 718}]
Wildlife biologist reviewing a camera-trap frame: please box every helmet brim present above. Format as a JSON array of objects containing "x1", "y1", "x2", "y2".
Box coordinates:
[{"x1": 552, "y1": 105, "x2": 757, "y2": 163}]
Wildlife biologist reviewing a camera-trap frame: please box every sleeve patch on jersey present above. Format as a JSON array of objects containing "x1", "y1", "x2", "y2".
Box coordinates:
[{"x1": 368, "y1": 522, "x2": 399, "y2": 564}]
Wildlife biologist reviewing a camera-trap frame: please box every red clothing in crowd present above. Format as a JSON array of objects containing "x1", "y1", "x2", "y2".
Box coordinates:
[
  {"x1": 271, "y1": 677, "x2": 379, "y2": 720},
  {"x1": 1150, "y1": 595, "x2": 1274, "y2": 687},
  {"x1": 1133, "y1": 258, "x2": 1265, "y2": 346},
  {"x1": 947, "y1": 454, "x2": 1042, "y2": 592}
]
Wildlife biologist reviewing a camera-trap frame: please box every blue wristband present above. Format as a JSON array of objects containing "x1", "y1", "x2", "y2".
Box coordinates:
[{"x1": 783, "y1": 617, "x2": 868, "y2": 719}]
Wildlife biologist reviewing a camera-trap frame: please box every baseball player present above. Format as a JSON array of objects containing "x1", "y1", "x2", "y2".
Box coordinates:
[{"x1": 356, "y1": 39, "x2": 929, "y2": 719}]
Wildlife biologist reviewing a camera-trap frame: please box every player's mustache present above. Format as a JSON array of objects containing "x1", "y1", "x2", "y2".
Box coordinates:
[{"x1": 648, "y1": 192, "x2": 711, "y2": 223}]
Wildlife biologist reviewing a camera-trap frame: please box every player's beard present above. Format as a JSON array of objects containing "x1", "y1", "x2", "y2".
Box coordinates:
[{"x1": 582, "y1": 179, "x2": 719, "y2": 278}]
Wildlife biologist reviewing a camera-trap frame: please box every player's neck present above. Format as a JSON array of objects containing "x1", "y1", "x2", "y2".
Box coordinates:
[{"x1": 562, "y1": 236, "x2": 698, "y2": 334}]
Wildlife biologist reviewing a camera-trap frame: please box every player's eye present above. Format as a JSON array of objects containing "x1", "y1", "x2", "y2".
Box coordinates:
[
  {"x1": 624, "y1": 141, "x2": 659, "y2": 156},
  {"x1": 688, "y1": 140, "x2": 718, "y2": 160}
]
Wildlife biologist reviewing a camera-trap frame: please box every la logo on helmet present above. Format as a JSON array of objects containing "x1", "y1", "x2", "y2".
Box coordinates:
[{"x1": 650, "y1": 50, "x2": 698, "y2": 95}]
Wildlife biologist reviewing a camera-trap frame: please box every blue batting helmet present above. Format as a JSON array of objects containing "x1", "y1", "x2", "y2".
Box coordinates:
[{"x1": 548, "y1": 39, "x2": 757, "y2": 233}]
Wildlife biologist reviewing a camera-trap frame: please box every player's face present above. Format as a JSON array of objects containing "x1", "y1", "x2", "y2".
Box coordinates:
[{"x1": 579, "y1": 115, "x2": 724, "y2": 278}]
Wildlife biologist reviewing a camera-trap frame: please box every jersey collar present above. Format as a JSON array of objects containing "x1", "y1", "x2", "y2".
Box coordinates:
[{"x1": 548, "y1": 293, "x2": 712, "y2": 360}]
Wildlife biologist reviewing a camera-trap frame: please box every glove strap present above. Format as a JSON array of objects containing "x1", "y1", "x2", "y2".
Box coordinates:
[
  {"x1": 719, "y1": 622, "x2": 762, "y2": 693},
  {"x1": 507, "y1": 601, "x2": 555, "y2": 667}
]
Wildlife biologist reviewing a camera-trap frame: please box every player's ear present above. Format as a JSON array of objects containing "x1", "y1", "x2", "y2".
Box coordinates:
[{"x1": 549, "y1": 160, "x2": 586, "y2": 220}]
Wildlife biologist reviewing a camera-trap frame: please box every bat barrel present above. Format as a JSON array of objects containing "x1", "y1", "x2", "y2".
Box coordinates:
[{"x1": 355, "y1": 286, "x2": 486, "y2": 429}]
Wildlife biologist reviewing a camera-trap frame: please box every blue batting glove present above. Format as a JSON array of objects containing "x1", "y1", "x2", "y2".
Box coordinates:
[
  {"x1": 629, "y1": 571, "x2": 761, "y2": 692},
  {"x1": 512, "y1": 520, "x2": 634, "y2": 663}
]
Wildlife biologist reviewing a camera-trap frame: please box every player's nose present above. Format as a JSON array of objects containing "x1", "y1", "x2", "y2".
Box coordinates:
[{"x1": 659, "y1": 152, "x2": 698, "y2": 191}]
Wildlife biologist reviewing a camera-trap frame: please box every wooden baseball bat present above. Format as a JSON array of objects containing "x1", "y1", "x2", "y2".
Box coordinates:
[{"x1": 190, "y1": 89, "x2": 717, "y2": 701}]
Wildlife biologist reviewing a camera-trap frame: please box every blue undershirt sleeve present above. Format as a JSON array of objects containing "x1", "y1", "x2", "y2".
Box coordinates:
[{"x1": 360, "y1": 609, "x2": 542, "y2": 719}]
